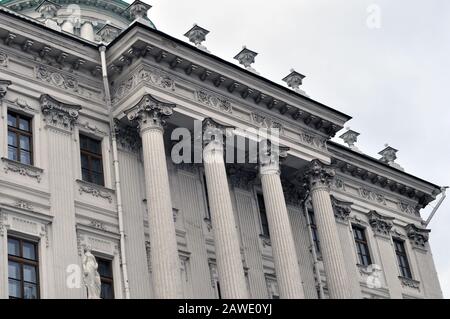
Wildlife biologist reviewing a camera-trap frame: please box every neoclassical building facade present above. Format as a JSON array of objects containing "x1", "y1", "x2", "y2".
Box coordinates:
[{"x1": 0, "y1": 0, "x2": 444, "y2": 299}]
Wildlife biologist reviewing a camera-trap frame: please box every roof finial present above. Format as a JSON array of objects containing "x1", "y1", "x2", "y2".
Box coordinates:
[
  {"x1": 378, "y1": 144, "x2": 404, "y2": 171},
  {"x1": 339, "y1": 128, "x2": 362, "y2": 153},
  {"x1": 184, "y1": 24, "x2": 210, "y2": 53},
  {"x1": 282, "y1": 69, "x2": 308, "y2": 96},
  {"x1": 234, "y1": 46, "x2": 259, "y2": 74}
]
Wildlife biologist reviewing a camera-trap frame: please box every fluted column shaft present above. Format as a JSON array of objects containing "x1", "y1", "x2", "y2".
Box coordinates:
[
  {"x1": 126, "y1": 95, "x2": 182, "y2": 299},
  {"x1": 306, "y1": 160, "x2": 351, "y2": 299},
  {"x1": 202, "y1": 119, "x2": 248, "y2": 299},
  {"x1": 260, "y1": 167, "x2": 305, "y2": 299}
]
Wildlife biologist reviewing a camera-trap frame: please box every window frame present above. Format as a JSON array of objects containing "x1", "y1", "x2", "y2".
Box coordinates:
[
  {"x1": 7, "y1": 236, "x2": 40, "y2": 299},
  {"x1": 79, "y1": 134, "x2": 104, "y2": 186},
  {"x1": 256, "y1": 193, "x2": 270, "y2": 238},
  {"x1": 352, "y1": 225, "x2": 373, "y2": 267},
  {"x1": 96, "y1": 257, "x2": 115, "y2": 299},
  {"x1": 393, "y1": 238, "x2": 413, "y2": 279},
  {"x1": 7, "y1": 111, "x2": 33, "y2": 166}
]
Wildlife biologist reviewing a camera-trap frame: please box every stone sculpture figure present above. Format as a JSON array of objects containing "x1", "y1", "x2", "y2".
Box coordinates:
[{"x1": 82, "y1": 245, "x2": 101, "y2": 299}]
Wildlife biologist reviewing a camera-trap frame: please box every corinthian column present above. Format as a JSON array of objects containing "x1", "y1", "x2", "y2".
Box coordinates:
[
  {"x1": 304, "y1": 160, "x2": 351, "y2": 299},
  {"x1": 259, "y1": 141, "x2": 304, "y2": 299},
  {"x1": 126, "y1": 95, "x2": 181, "y2": 299},
  {"x1": 202, "y1": 118, "x2": 248, "y2": 299}
]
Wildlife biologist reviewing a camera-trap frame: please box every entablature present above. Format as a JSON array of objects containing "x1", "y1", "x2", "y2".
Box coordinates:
[{"x1": 105, "y1": 23, "x2": 350, "y2": 137}]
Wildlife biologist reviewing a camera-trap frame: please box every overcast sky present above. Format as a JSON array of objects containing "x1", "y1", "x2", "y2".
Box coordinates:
[{"x1": 139, "y1": 0, "x2": 450, "y2": 297}]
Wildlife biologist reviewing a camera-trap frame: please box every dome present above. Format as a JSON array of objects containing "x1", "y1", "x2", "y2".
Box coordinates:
[{"x1": 0, "y1": 0, "x2": 155, "y2": 42}]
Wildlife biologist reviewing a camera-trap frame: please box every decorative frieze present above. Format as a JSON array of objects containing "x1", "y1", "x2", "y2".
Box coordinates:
[
  {"x1": 35, "y1": 65, "x2": 79, "y2": 92},
  {"x1": 251, "y1": 113, "x2": 284, "y2": 134},
  {"x1": 77, "y1": 180, "x2": 114, "y2": 203},
  {"x1": 11, "y1": 98, "x2": 35, "y2": 112},
  {"x1": 13, "y1": 200, "x2": 34, "y2": 211},
  {"x1": 40, "y1": 94, "x2": 81, "y2": 131},
  {"x1": 112, "y1": 65, "x2": 175, "y2": 103},
  {"x1": 0, "y1": 51, "x2": 8, "y2": 67},
  {"x1": 405, "y1": 224, "x2": 430, "y2": 249},
  {"x1": 368, "y1": 210, "x2": 394, "y2": 237},
  {"x1": 89, "y1": 219, "x2": 107, "y2": 231},
  {"x1": 1, "y1": 157, "x2": 43, "y2": 182},
  {"x1": 359, "y1": 187, "x2": 386, "y2": 205},
  {"x1": 196, "y1": 89, "x2": 232, "y2": 113},
  {"x1": 78, "y1": 121, "x2": 108, "y2": 136},
  {"x1": 331, "y1": 196, "x2": 352, "y2": 223},
  {"x1": 299, "y1": 132, "x2": 327, "y2": 151},
  {"x1": 399, "y1": 202, "x2": 420, "y2": 217},
  {"x1": 399, "y1": 276, "x2": 420, "y2": 290}
]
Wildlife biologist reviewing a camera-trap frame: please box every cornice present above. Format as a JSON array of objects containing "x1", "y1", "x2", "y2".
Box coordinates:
[
  {"x1": 105, "y1": 23, "x2": 350, "y2": 138},
  {"x1": 330, "y1": 144, "x2": 439, "y2": 209}
]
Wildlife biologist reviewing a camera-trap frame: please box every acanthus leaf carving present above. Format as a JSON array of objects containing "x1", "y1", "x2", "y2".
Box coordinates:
[
  {"x1": 368, "y1": 210, "x2": 394, "y2": 237},
  {"x1": 196, "y1": 89, "x2": 232, "y2": 113},
  {"x1": 77, "y1": 180, "x2": 113, "y2": 203},
  {"x1": 40, "y1": 94, "x2": 81, "y2": 131},
  {"x1": 331, "y1": 196, "x2": 352, "y2": 222},
  {"x1": 1, "y1": 157, "x2": 43, "y2": 182},
  {"x1": 405, "y1": 224, "x2": 430, "y2": 249},
  {"x1": 35, "y1": 65, "x2": 79, "y2": 92}
]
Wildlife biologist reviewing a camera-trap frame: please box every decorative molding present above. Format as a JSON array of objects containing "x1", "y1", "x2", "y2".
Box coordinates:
[
  {"x1": 0, "y1": 210, "x2": 8, "y2": 237},
  {"x1": 1, "y1": 157, "x2": 43, "y2": 182},
  {"x1": 359, "y1": 187, "x2": 387, "y2": 205},
  {"x1": 13, "y1": 200, "x2": 34, "y2": 211},
  {"x1": 251, "y1": 113, "x2": 284, "y2": 134},
  {"x1": 331, "y1": 196, "x2": 352, "y2": 223},
  {"x1": 10, "y1": 98, "x2": 35, "y2": 112},
  {"x1": 89, "y1": 219, "x2": 107, "y2": 231},
  {"x1": 0, "y1": 51, "x2": 8, "y2": 67},
  {"x1": 399, "y1": 276, "x2": 420, "y2": 290},
  {"x1": 77, "y1": 180, "x2": 114, "y2": 203},
  {"x1": 40, "y1": 94, "x2": 81, "y2": 131},
  {"x1": 78, "y1": 121, "x2": 108, "y2": 136},
  {"x1": 112, "y1": 65, "x2": 175, "y2": 103},
  {"x1": 368, "y1": 210, "x2": 394, "y2": 237},
  {"x1": 399, "y1": 202, "x2": 420, "y2": 217},
  {"x1": 299, "y1": 131, "x2": 327, "y2": 151},
  {"x1": 35, "y1": 65, "x2": 79, "y2": 92},
  {"x1": 196, "y1": 89, "x2": 232, "y2": 113},
  {"x1": 0, "y1": 79, "x2": 12, "y2": 99},
  {"x1": 405, "y1": 224, "x2": 430, "y2": 250}
]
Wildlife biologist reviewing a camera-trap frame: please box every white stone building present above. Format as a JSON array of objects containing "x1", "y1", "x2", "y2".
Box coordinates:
[{"x1": 0, "y1": 0, "x2": 444, "y2": 299}]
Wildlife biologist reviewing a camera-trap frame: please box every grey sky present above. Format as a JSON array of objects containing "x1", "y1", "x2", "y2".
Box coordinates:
[{"x1": 140, "y1": 0, "x2": 450, "y2": 297}]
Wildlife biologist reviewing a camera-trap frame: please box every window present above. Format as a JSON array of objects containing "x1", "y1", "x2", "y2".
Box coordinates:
[
  {"x1": 97, "y1": 258, "x2": 114, "y2": 299},
  {"x1": 393, "y1": 239, "x2": 412, "y2": 279},
  {"x1": 352, "y1": 225, "x2": 372, "y2": 267},
  {"x1": 202, "y1": 173, "x2": 211, "y2": 219},
  {"x1": 308, "y1": 210, "x2": 321, "y2": 254},
  {"x1": 80, "y1": 135, "x2": 104, "y2": 186},
  {"x1": 8, "y1": 237, "x2": 39, "y2": 299},
  {"x1": 7, "y1": 111, "x2": 33, "y2": 165},
  {"x1": 257, "y1": 193, "x2": 270, "y2": 237}
]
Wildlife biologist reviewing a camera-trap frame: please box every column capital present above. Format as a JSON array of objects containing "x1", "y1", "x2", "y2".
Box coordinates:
[
  {"x1": 125, "y1": 94, "x2": 175, "y2": 134},
  {"x1": 202, "y1": 118, "x2": 234, "y2": 150},
  {"x1": 368, "y1": 210, "x2": 394, "y2": 237},
  {"x1": 40, "y1": 94, "x2": 81, "y2": 131},
  {"x1": 259, "y1": 139, "x2": 289, "y2": 176},
  {"x1": 0, "y1": 79, "x2": 12, "y2": 99},
  {"x1": 304, "y1": 159, "x2": 335, "y2": 190},
  {"x1": 405, "y1": 224, "x2": 430, "y2": 249},
  {"x1": 331, "y1": 196, "x2": 353, "y2": 223}
]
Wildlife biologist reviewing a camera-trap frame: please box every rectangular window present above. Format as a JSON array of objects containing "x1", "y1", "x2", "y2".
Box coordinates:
[
  {"x1": 80, "y1": 135, "x2": 104, "y2": 186},
  {"x1": 393, "y1": 239, "x2": 412, "y2": 279},
  {"x1": 352, "y1": 225, "x2": 372, "y2": 266},
  {"x1": 257, "y1": 193, "x2": 270, "y2": 237},
  {"x1": 7, "y1": 111, "x2": 33, "y2": 165},
  {"x1": 308, "y1": 210, "x2": 321, "y2": 254},
  {"x1": 8, "y1": 237, "x2": 39, "y2": 299},
  {"x1": 97, "y1": 258, "x2": 114, "y2": 299},
  {"x1": 202, "y1": 173, "x2": 211, "y2": 219}
]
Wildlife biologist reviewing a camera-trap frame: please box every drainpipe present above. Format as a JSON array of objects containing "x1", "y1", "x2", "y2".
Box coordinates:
[
  {"x1": 425, "y1": 186, "x2": 448, "y2": 227},
  {"x1": 99, "y1": 45, "x2": 131, "y2": 299},
  {"x1": 303, "y1": 193, "x2": 325, "y2": 299}
]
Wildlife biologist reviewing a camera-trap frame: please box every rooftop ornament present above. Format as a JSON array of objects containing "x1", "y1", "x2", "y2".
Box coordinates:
[
  {"x1": 35, "y1": 0, "x2": 61, "y2": 30},
  {"x1": 339, "y1": 127, "x2": 362, "y2": 153},
  {"x1": 97, "y1": 23, "x2": 122, "y2": 44},
  {"x1": 283, "y1": 69, "x2": 307, "y2": 96},
  {"x1": 125, "y1": 0, "x2": 152, "y2": 26},
  {"x1": 184, "y1": 24, "x2": 210, "y2": 53},
  {"x1": 234, "y1": 46, "x2": 259, "y2": 75},
  {"x1": 378, "y1": 144, "x2": 405, "y2": 171}
]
